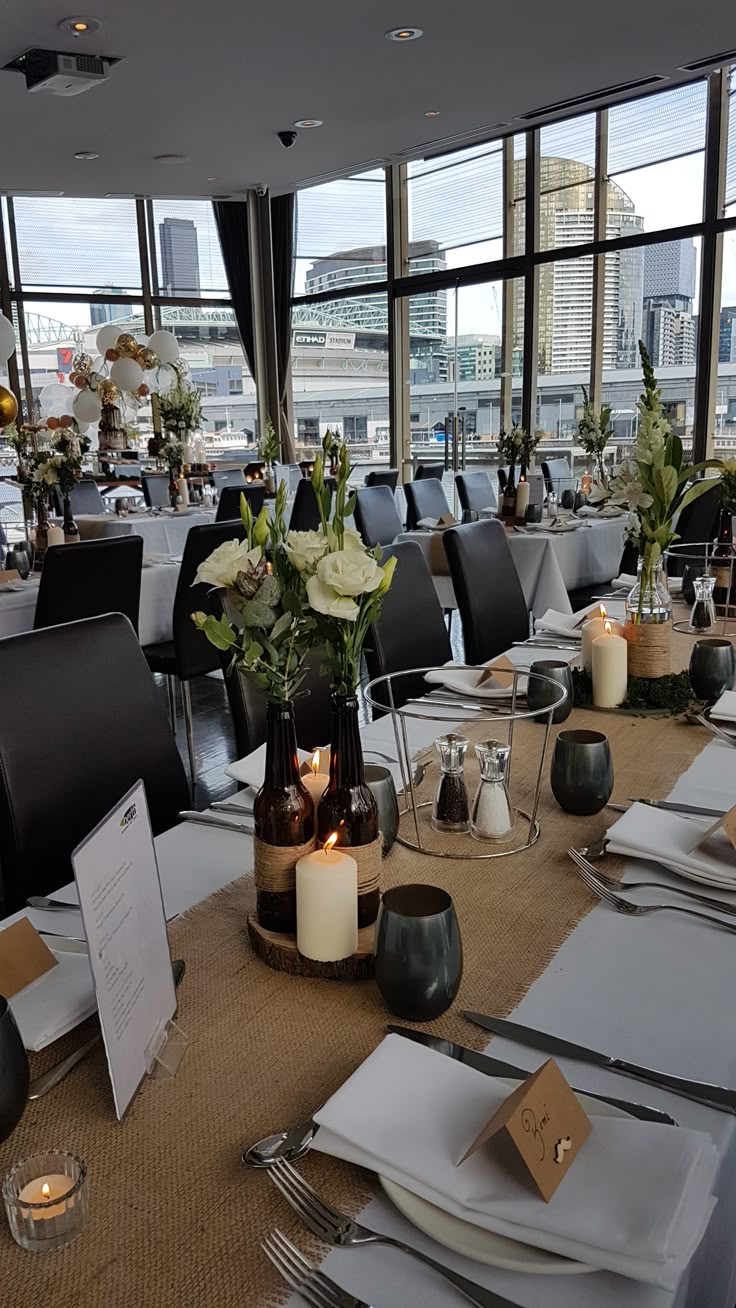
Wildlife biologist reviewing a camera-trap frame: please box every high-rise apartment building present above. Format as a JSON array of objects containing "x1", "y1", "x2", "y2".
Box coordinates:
[
  {"x1": 159, "y1": 217, "x2": 200, "y2": 296},
  {"x1": 643, "y1": 240, "x2": 696, "y2": 309},
  {"x1": 643, "y1": 303, "x2": 697, "y2": 367},
  {"x1": 90, "y1": 289, "x2": 125, "y2": 326},
  {"x1": 719, "y1": 306, "x2": 736, "y2": 363},
  {"x1": 446, "y1": 334, "x2": 500, "y2": 381},
  {"x1": 305, "y1": 240, "x2": 447, "y2": 340}
]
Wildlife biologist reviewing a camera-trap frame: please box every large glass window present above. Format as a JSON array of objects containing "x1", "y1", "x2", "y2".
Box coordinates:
[
  {"x1": 607, "y1": 82, "x2": 707, "y2": 234},
  {"x1": 538, "y1": 115, "x2": 597, "y2": 253},
  {"x1": 407, "y1": 143, "x2": 503, "y2": 274},
  {"x1": 293, "y1": 170, "x2": 387, "y2": 298},
  {"x1": 151, "y1": 200, "x2": 229, "y2": 299},
  {"x1": 12, "y1": 197, "x2": 142, "y2": 295}
]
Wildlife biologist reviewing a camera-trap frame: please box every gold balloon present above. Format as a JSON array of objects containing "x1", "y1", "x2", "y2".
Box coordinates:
[
  {"x1": 100, "y1": 381, "x2": 119, "y2": 405},
  {"x1": 0, "y1": 383, "x2": 18, "y2": 426},
  {"x1": 140, "y1": 347, "x2": 157, "y2": 368},
  {"x1": 115, "y1": 333, "x2": 137, "y2": 355},
  {"x1": 73, "y1": 352, "x2": 93, "y2": 375}
]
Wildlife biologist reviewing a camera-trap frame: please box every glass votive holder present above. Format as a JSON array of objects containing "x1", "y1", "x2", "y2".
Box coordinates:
[{"x1": 3, "y1": 1152, "x2": 88, "y2": 1252}]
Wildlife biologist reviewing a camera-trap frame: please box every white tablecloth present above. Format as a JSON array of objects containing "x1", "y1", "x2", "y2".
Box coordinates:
[
  {"x1": 0, "y1": 562, "x2": 179, "y2": 646},
  {"x1": 73, "y1": 508, "x2": 216, "y2": 556}
]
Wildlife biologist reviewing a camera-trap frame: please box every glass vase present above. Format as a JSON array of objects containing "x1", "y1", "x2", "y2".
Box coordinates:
[
  {"x1": 253, "y1": 700, "x2": 314, "y2": 933},
  {"x1": 318, "y1": 693, "x2": 380, "y2": 927},
  {"x1": 624, "y1": 556, "x2": 672, "y2": 678}
]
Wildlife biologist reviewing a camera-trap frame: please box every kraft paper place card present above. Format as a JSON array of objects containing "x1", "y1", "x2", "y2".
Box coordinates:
[
  {"x1": 437, "y1": 513, "x2": 458, "y2": 528},
  {"x1": 0, "y1": 917, "x2": 58, "y2": 998},
  {"x1": 0, "y1": 569, "x2": 20, "y2": 584},
  {"x1": 459, "y1": 1059, "x2": 592, "y2": 1201},
  {"x1": 687, "y1": 803, "x2": 736, "y2": 861},
  {"x1": 477, "y1": 654, "x2": 516, "y2": 689}
]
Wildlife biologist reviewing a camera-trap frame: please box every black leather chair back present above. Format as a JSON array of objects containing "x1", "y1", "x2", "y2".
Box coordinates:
[
  {"x1": 215, "y1": 483, "x2": 266, "y2": 522},
  {"x1": 456, "y1": 471, "x2": 496, "y2": 514},
  {"x1": 365, "y1": 541, "x2": 452, "y2": 711},
  {"x1": 416, "y1": 463, "x2": 445, "y2": 480},
  {"x1": 354, "y1": 486, "x2": 403, "y2": 548},
  {"x1": 0, "y1": 614, "x2": 189, "y2": 912},
  {"x1": 172, "y1": 521, "x2": 247, "y2": 681},
  {"x1": 444, "y1": 519, "x2": 529, "y2": 664},
  {"x1": 222, "y1": 648, "x2": 332, "y2": 756},
  {"x1": 69, "y1": 478, "x2": 105, "y2": 515},
  {"x1": 365, "y1": 468, "x2": 399, "y2": 491},
  {"x1": 142, "y1": 473, "x2": 170, "y2": 509},
  {"x1": 542, "y1": 458, "x2": 574, "y2": 494},
  {"x1": 34, "y1": 535, "x2": 143, "y2": 633},
  {"x1": 289, "y1": 478, "x2": 334, "y2": 533},
  {"x1": 213, "y1": 468, "x2": 246, "y2": 493},
  {"x1": 667, "y1": 483, "x2": 721, "y2": 576},
  {"x1": 404, "y1": 478, "x2": 451, "y2": 531}
]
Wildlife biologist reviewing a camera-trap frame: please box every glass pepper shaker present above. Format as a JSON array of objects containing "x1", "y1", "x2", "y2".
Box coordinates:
[
  {"x1": 432, "y1": 734, "x2": 470, "y2": 833},
  {"x1": 688, "y1": 574, "x2": 716, "y2": 633},
  {"x1": 471, "y1": 740, "x2": 514, "y2": 842}
]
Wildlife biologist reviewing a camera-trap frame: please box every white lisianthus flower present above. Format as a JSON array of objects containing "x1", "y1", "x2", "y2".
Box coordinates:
[
  {"x1": 32, "y1": 457, "x2": 62, "y2": 486},
  {"x1": 285, "y1": 528, "x2": 330, "y2": 573},
  {"x1": 588, "y1": 478, "x2": 611, "y2": 504},
  {"x1": 315, "y1": 548, "x2": 382, "y2": 598},
  {"x1": 194, "y1": 539, "x2": 262, "y2": 588},
  {"x1": 325, "y1": 524, "x2": 364, "y2": 553},
  {"x1": 305, "y1": 573, "x2": 360, "y2": 622}
]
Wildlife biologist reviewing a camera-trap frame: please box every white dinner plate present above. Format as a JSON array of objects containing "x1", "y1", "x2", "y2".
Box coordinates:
[
  {"x1": 424, "y1": 667, "x2": 528, "y2": 700},
  {"x1": 379, "y1": 1081, "x2": 628, "y2": 1276}
]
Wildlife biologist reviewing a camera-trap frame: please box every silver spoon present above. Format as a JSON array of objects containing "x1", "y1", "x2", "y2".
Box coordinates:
[{"x1": 242, "y1": 1114, "x2": 317, "y2": 1168}]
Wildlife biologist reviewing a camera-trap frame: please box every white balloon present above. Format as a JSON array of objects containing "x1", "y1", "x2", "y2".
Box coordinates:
[
  {"x1": 77, "y1": 421, "x2": 90, "y2": 434},
  {"x1": 90, "y1": 356, "x2": 104, "y2": 375},
  {"x1": 72, "y1": 389, "x2": 103, "y2": 424},
  {"x1": 0, "y1": 314, "x2": 16, "y2": 363},
  {"x1": 95, "y1": 323, "x2": 121, "y2": 354},
  {"x1": 110, "y1": 357, "x2": 144, "y2": 391},
  {"x1": 147, "y1": 330, "x2": 180, "y2": 365},
  {"x1": 155, "y1": 363, "x2": 176, "y2": 394},
  {"x1": 142, "y1": 368, "x2": 159, "y2": 395},
  {"x1": 40, "y1": 382, "x2": 72, "y2": 414}
]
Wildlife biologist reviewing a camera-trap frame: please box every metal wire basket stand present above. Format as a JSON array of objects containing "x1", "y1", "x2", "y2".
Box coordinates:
[{"x1": 666, "y1": 540, "x2": 736, "y2": 637}]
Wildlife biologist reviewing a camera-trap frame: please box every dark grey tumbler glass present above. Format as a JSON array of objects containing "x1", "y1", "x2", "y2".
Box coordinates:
[
  {"x1": 0, "y1": 997, "x2": 29, "y2": 1142},
  {"x1": 365, "y1": 764, "x2": 400, "y2": 855},
  {"x1": 550, "y1": 729, "x2": 613, "y2": 816},
  {"x1": 527, "y1": 660, "x2": 573, "y2": 723},
  {"x1": 375, "y1": 884, "x2": 463, "y2": 1022},
  {"x1": 689, "y1": 638, "x2": 736, "y2": 702}
]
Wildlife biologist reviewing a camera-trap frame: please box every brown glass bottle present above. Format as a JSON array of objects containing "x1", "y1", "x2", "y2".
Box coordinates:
[
  {"x1": 253, "y1": 701, "x2": 314, "y2": 933},
  {"x1": 318, "y1": 693, "x2": 380, "y2": 927},
  {"x1": 502, "y1": 464, "x2": 517, "y2": 519},
  {"x1": 711, "y1": 509, "x2": 734, "y2": 616}
]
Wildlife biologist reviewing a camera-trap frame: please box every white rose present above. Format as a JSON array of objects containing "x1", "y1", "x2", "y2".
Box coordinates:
[
  {"x1": 315, "y1": 548, "x2": 382, "y2": 598},
  {"x1": 194, "y1": 538, "x2": 262, "y2": 589},
  {"x1": 306, "y1": 573, "x2": 360, "y2": 622},
  {"x1": 285, "y1": 528, "x2": 329, "y2": 573}
]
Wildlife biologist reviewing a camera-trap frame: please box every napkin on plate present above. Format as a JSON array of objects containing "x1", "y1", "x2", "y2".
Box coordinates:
[
  {"x1": 606, "y1": 802, "x2": 736, "y2": 884},
  {"x1": 314, "y1": 1035, "x2": 717, "y2": 1288},
  {"x1": 710, "y1": 690, "x2": 736, "y2": 723},
  {"x1": 533, "y1": 607, "x2": 589, "y2": 640},
  {"x1": 612, "y1": 573, "x2": 683, "y2": 595},
  {"x1": 424, "y1": 663, "x2": 527, "y2": 699},
  {"x1": 225, "y1": 742, "x2": 313, "y2": 789}
]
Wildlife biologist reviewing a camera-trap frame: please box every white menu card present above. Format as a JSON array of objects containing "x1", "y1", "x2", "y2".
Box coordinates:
[{"x1": 72, "y1": 780, "x2": 176, "y2": 1119}]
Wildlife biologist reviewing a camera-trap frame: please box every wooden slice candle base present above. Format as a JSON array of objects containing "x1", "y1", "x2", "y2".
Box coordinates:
[{"x1": 247, "y1": 916, "x2": 375, "y2": 980}]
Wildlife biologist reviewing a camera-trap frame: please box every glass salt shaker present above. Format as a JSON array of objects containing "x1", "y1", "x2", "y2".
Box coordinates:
[
  {"x1": 432, "y1": 734, "x2": 470, "y2": 833},
  {"x1": 688, "y1": 574, "x2": 716, "y2": 633},
  {"x1": 471, "y1": 740, "x2": 514, "y2": 842}
]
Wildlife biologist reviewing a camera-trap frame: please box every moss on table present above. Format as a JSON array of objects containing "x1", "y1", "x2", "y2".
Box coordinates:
[{"x1": 571, "y1": 668, "x2": 693, "y2": 716}]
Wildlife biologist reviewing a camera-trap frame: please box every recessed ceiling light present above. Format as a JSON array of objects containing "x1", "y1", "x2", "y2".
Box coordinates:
[
  {"x1": 74, "y1": 150, "x2": 99, "y2": 161},
  {"x1": 207, "y1": 176, "x2": 218, "y2": 181},
  {"x1": 385, "y1": 26, "x2": 423, "y2": 41},
  {"x1": 153, "y1": 155, "x2": 190, "y2": 165},
  {"x1": 424, "y1": 110, "x2": 440, "y2": 117},
  {"x1": 294, "y1": 118, "x2": 323, "y2": 129},
  {"x1": 58, "y1": 15, "x2": 101, "y2": 34}
]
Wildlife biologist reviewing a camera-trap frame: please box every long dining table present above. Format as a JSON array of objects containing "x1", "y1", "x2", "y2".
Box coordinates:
[
  {"x1": 2, "y1": 602, "x2": 735, "y2": 1308},
  {"x1": 0, "y1": 560, "x2": 179, "y2": 646}
]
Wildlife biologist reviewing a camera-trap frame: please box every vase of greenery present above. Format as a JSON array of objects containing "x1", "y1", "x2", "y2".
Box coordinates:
[
  {"x1": 259, "y1": 416, "x2": 280, "y2": 494},
  {"x1": 577, "y1": 387, "x2": 612, "y2": 483},
  {"x1": 497, "y1": 425, "x2": 526, "y2": 517}
]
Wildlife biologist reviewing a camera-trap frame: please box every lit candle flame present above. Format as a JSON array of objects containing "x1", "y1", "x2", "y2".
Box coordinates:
[
  {"x1": 41, "y1": 1183, "x2": 50, "y2": 1200},
  {"x1": 311, "y1": 749, "x2": 321, "y2": 775},
  {"x1": 604, "y1": 620, "x2": 612, "y2": 636},
  {"x1": 323, "y1": 832, "x2": 338, "y2": 855},
  {"x1": 599, "y1": 603, "x2": 607, "y2": 620}
]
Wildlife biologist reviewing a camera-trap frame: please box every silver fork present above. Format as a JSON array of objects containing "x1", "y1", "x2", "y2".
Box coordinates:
[
  {"x1": 268, "y1": 1159, "x2": 521, "y2": 1308},
  {"x1": 568, "y1": 848, "x2": 736, "y2": 933},
  {"x1": 691, "y1": 713, "x2": 736, "y2": 747},
  {"x1": 571, "y1": 846, "x2": 736, "y2": 917},
  {"x1": 262, "y1": 1228, "x2": 370, "y2": 1308}
]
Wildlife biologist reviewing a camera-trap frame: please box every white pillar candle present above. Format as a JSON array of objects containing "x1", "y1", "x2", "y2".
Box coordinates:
[
  {"x1": 47, "y1": 525, "x2": 65, "y2": 547},
  {"x1": 581, "y1": 605, "x2": 623, "y2": 674},
  {"x1": 176, "y1": 476, "x2": 190, "y2": 507},
  {"x1": 296, "y1": 834, "x2": 358, "y2": 962},
  {"x1": 302, "y1": 749, "x2": 328, "y2": 823},
  {"x1": 515, "y1": 479, "x2": 530, "y2": 520},
  {"x1": 592, "y1": 621, "x2": 628, "y2": 708}
]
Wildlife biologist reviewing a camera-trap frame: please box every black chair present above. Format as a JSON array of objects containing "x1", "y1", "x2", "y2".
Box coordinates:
[
  {"x1": 667, "y1": 483, "x2": 722, "y2": 577},
  {"x1": 143, "y1": 521, "x2": 246, "y2": 784},
  {"x1": 34, "y1": 536, "x2": 143, "y2": 633},
  {"x1": 222, "y1": 648, "x2": 332, "y2": 757},
  {"x1": 365, "y1": 541, "x2": 452, "y2": 712},
  {"x1": 456, "y1": 471, "x2": 496, "y2": 516},
  {"x1": 444, "y1": 519, "x2": 529, "y2": 664},
  {"x1": 212, "y1": 468, "x2": 246, "y2": 494},
  {"x1": 0, "y1": 614, "x2": 189, "y2": 913},
  {"x1": 404, "y1": 478, "x2": 451, "y2": 531},
  {"x1": 416, "y1": 463, "x2": 445, "y2": 480},
  {"x1": 365, "y1": 468, "x2": 399, "y2": 491},
  {"x1": 541, "y1": 458, "x2": 575, "y2": 496},
  {"x1": 353, "y1": 486, "x2": 403, "y2": 548},
  {"x1": 289, "y1": 478, "x2": 335, "y2": 533},
  {"x1": 67, "y1": 477, "x2": 105, "y2": 515},
  {"x1": 215, "y1": 483, "x2": 267, "y2": 522},
  {"x1": 142, "y1": 473, "x2": 171, "y2": 509}
]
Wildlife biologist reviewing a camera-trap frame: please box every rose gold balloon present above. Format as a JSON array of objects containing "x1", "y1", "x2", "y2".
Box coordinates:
[
  {"x1": 47, "y1": 416, "x2": 59, "y2": 430},
  {"x1": 105, "y1": 348, "x2": 120, "y2": 362},
  {"x1": 74, "y1": 376, "x2": 87, "y2": 388},
  {"x1": 59, "y1": 414, "x2": 74, "y2": 428},
  {"x1": 137, "y1": 384, "x2": 150, "y2": 397}
]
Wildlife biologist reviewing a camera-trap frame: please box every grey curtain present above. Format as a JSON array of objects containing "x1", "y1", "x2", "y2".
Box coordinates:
[{"x1": 212, "y1": 201, "x2": 256, "y2": 383}]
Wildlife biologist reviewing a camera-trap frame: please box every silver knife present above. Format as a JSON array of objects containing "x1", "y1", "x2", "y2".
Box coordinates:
[
  {"x1": 630, "y1": 798, "x2": 727, "y2": 819},
  {"x1": 178, "y1": 810, "x2": 253, "y2": 834},
  {"x1": 464, "y1": 1012, "x2": 736, "y2": 1114},
  {"x1": 210, "y1": 800, "x2": 255, "y2": 816},
  {"x1": 387, "y1": 1026, "x2": 676, "y2": 1125}
]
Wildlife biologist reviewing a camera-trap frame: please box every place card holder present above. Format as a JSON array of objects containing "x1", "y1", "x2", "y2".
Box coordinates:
[
  {"x1": 459, "y1": 1059, "x2": 591, "y2": 1201},
  {"x1": 687, "y1": 803, "x2": 736, "y2": 862},
  {"x1": 144, "y1": 1017, "x2": 189, "y2": 1081}
]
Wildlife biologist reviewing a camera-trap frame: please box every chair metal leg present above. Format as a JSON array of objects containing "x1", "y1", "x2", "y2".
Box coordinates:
[
  {"x1": 167, "y1": 675, "x2": 177, "y2": 735},
  {"x1": 181, "y1": 680, "x2": 196, "y2": 785}
]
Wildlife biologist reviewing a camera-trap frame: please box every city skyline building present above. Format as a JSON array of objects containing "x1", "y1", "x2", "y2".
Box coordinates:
[
  {"x1": 305, "y1": 239, "x2": 448, "y2": 340},
  {"x1": 446, "y1": 333, "x2": 501, "y2": 381},
  {"x1": 643, "y1": 240, "x2": 697, "y2": 309},
  {"x1": 90, "y1": 289, "x2": 126, "y2": 326},
  {"x1": 159, "y1": 216, "x2": 201, "y2": 296},
  {"x1": 720, "y1": 306, "x2": 736, "y2": 364}
]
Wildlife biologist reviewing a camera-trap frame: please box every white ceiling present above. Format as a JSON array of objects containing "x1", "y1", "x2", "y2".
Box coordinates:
[{"x1": 1, "y1": 0, "x2": 734, "y2": 199}]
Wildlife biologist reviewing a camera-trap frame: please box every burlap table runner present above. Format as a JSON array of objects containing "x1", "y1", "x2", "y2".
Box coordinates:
[{"x1": 0, "y1": 628, "x2": 710, "y2": 1307}]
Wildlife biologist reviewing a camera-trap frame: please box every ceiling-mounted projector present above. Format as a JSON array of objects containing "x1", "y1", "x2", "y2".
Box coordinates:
[{"x1": 3, "y1": 48, "x2": 120, "y2": 97}]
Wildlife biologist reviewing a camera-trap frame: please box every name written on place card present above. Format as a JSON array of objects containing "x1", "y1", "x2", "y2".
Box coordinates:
[{"x1": 458, "y1": 1058, "x2": 592, "y2": 1201}]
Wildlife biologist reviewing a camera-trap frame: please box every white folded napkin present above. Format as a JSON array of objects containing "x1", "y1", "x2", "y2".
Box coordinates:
[
  {"x1": 417, "y1": 516, "x2": 456, "y2": 531},
  {"x1": 710, "y1": 690, "x2": 736, "y2": 723},
  {"x1": 612, "y1": 573, "x2": 683, "y2": 595},
  {"x1": 314, "y1": 1036, "x2": 717, "y2": 1288},
  {"x1": 225, "y1": 742, "x2": 313, "y2": 789},
  {"x1": 534, "y1": 606, "x2": 590, "y2": 640},
  {"x1": 606, "y1": 802, "x2": 736, "y2": 884},
  {"x1": 424, "y1": 662, "x2": 527, "y2": 699}
]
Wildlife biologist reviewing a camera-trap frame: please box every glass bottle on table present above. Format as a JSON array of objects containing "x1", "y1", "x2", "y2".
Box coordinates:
[
  {"x1": 317, "y1": 693, "x2": 380, "y2": 928},
  {"x1": 253, "y1": 701, "x2": 314, "y2": 933},
  {"x1": 711, "y1": 510, "x2": 734, "y2": 618}
]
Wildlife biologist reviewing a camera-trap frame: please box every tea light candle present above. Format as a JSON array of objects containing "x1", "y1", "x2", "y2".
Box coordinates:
[
  {"x1": 296, "y1": 833, "x2": 358, "y2": 962},
  {"x1": 302, "y1": 749, "x2": 328, "y2": 821},
  {"x1": 3, "y1": 1152, "x2": 88, "y2": 1252},
  {"x1": 18, "y1": 1175, "x2": 73, "y2": 1219},
  {"x1": 581, "y1": 472, "x2": 592, "y2": 495},
  {"x1": 515, "y1": 477, "x2": 530, "y2": 520},
  {"x1": 581, "y1": 604, "x2": 623, "y2": 673},
  {"x1": 592, "y1": 621, "x2": 628, "y2": 707},
  {"x1": 47, "y1": 525, "x2": 65, "y2": 547}
]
